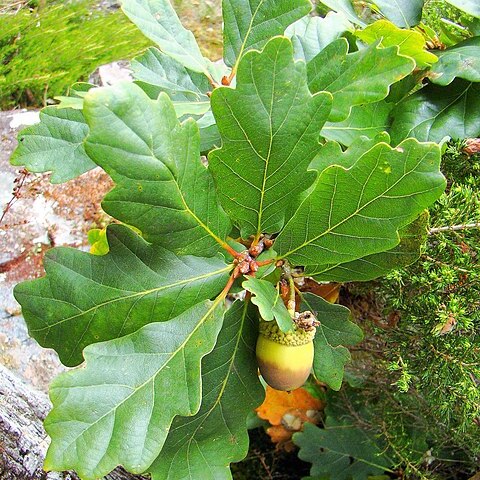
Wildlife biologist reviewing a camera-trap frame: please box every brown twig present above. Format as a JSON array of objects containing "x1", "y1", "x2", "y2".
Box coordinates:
[
  {"x1": 429, "y1": 222, "x2": 480, "y2": 234},
  {"x1": 0, "y1": 168, "x2": 29, "y2": 226}
]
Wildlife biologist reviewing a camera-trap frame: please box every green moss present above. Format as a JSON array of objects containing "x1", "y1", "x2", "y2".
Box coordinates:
[
  {"x1": 0, "y1": 1, "x2": 151, "y2": 108},
  {"x1": 0, "y1": 0, "x2": 223, "y2": 109}
]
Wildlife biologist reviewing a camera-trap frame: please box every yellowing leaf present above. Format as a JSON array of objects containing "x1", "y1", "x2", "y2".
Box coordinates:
[
  {"x1": 357, "y1": 19, "x2": 438, "y2": 68},
  {"x1": 87, "y1": 228, "x2": 109, "y2": 256}
]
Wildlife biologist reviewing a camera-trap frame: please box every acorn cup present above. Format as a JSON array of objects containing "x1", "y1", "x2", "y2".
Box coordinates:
[{"x1": 256, "y1": 319, "x2": 316, "y2": 392}]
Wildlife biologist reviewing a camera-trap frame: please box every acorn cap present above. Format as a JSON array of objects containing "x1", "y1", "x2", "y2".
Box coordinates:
[{"x1": 259, "y1": 320, "x2": 315, "y2": 346}]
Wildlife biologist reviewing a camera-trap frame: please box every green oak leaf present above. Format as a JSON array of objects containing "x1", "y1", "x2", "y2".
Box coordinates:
[
  {"x1": 321, "y1": 101, "x2": 393, "y2": 146},
  {"x1": 52, "y1": 88, "x2": 210, "y2": 123},
  {"x1": 121, "y1": 0, "x2": 213, "y2": 76},
  {"x1": 54, "y1": 82, "x2": 97, "y2": 110},
  {"x1": 10, "y1": 107, "x2": 94, "y2": 183},
  {"x1": 209, "y1": 36, "x2": 332, "y2": 238},
  {"x1": 149, "y1": 300, "x2": 264, "y2": 480},
  {"x1": 306, "y1": 211, "x2": 430, "y2": 282},
  {"x1": 356, "y1": 20, "x2": 438, "y2": 68},
  {"x1": 319, "y1": 0, "x2": 367, "y2": 26},
  {"x1": 445, "y1": 0, "x2": 480, "y2": 18},
  {"x1": 285, "y1": 12, "x2": 353, "y2": 62},
  {"x1": 390, "y1": 79, "x2": 480, "y2": 143},
  {"x1": 131, "y1": 47, "x2": 212, "y2": 101},
  {"x1": 243, "y1": 277, "x2": 293, "y2": 332},
  {"x1": 14, "y1": 224, "x2": 230, "y2": 366},
  {"x1": 302, "y1": 293, "x2": 362, "y2": 390},
  {"x1": 83, "y1": 82, "x2": 231, "y2": 256},
  {"x1": 196, "y1": 110, "x2": 221, "y2": 152},
  {"x1": 275, "y1": 138, "x2": 445, "y2": 266},
  {"x1": 294, "y1": 419, "x2": 391, "y2": 479},
  {"x1": 371, "y1": 0, "x2": 424, "y2": 28},
  {"x1": 53, "y1": 96, "x2": 84, "y2": 110},
  {"x1": 311, "y1": 133, "x2": 391, "y2": 173},
  {"x1": 308, "y1": 38, "x2": 414, "y2": 122},
  {"x1": 69, "y1": 82, "x2": 96, "y2": 96},
  {"x1": 430, "y1": 37, "x2": 480, "y2": 86},
  {"x1": 44, "y1": 300, "x2": 226, "y2": 479},
  {"x1": 222, "y1": 0, "x2": 311, "y2": 67}
]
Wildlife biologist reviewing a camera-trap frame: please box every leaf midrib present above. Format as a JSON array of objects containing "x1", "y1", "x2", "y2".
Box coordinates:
[
  {"x1": 31, "y1": 263, "x2": 231, "y2": 332},
  {"x1": 279, "y1": 145, "x2": 432, "y2": 259},
  {"x1": 49, "y1": 298, "x2": 225, "y2": 475},
  {"x1": 231, "y1": 0, "x2": 266, "y2": 74},
  {"x1": 255, "y1": 42, "x2": 278, "y2": 237}
]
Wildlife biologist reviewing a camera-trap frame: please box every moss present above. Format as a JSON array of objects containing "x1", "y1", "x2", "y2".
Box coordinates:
[{"x1": 0, "y1": 0, "x2": 223, "y2": 109}]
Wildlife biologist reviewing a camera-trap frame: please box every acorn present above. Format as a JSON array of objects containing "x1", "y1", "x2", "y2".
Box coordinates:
[{"x1": 256, "y1": 318, "x2": 316, "y2": 392}]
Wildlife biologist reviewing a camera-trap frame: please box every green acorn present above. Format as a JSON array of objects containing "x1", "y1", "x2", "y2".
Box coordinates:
[{"x1": 256, "y1": 315, "x2": 317, "y2": 391}]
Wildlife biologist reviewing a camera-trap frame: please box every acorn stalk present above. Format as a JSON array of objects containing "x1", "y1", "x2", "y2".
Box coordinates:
[{"x1": 256, "y1": 319, "x2": 316, "y2": 392}]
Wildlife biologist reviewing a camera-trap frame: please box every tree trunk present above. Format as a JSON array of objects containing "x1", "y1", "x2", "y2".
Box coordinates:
[{"x1": 0, "y1": 364, "x2": 145, "y2": 480}]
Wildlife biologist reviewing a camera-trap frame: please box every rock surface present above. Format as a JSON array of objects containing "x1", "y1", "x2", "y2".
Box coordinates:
[
  {"x1": 0, "y1": 110, "x2": 121, "y2": 477},
  {"x1": 0, "y1": 109, "x2": 112, "y2": 391}
]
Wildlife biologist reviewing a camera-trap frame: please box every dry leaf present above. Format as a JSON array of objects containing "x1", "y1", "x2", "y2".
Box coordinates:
[
  {"x1": 463, "y1": 138, "x2": 480, "y2": 156},
  {"x1": 298, "y1": 278, "x2": 340, "y2": 304},
  {"x1": 256, "y1": 386, "x2": 324, "y2": 449}
]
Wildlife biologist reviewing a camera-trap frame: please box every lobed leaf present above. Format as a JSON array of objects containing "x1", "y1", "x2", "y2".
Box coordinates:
[
  {"x1": 308, "y1": 38, "x2": 415, "y2": 122},
  {"x1": 149, "y1": 301, "x2": 264, "y2": 480},
  {"x1": 356, "y1": 20, "x2": 438, "y2": 68},
  {"x1": 121, "y1": 0, "x2": 211, "y2": 75},
  {"x1": 371, "y1": 0, "x2": 424, "y2": 28},
  {"x1": 310, "y1": 132, "x2": 390, "y2": 174},
  {"x1": 243, "y1": 277, "x2": 293, "y2": 332},
  {"x1": 209, "y1": 36, "x2": 332, "y2": 238},
  {"x1": 321, "y1": 101, "x2": 393, "y2": 146},
  {"x1": 302, "y1": 293, "x2": 362, "y2": 390},
  {"x1": 10, "y1": 107, "x2": 94, "y2": 183},
  {"x1": 131, "y1": 47, "x2": 212, "y2": 101},
  {"x1": 390, "y1": 79, "x2": 480, "y2": 143},
  {"x1": 83, "y1": 82, "x2": 231, "y2": 256},
  {"x1": 222, "y1": 0, "x2": 311, "y2": 67},
  {"x1": 44, "y1": 300, "x2": 226, "y2": 479},
  {"x1": 306, "y1": 211, "x2": 430, "y2": 282},
  {"x1": 294, "y1": 419, "x2": 391, "y2": 479},
  {"x1": 275, "y1": 138, "x2": 445, "y2": 267},
  {"x1": 285, "y1": 12, "x2": 353, "y2": 62},
  {"x1": 14, "y1": 225, "x2": 230, "y2": 366},
  {"x1": 429, "y1": 36, "x2": 480, "y2": 86}
]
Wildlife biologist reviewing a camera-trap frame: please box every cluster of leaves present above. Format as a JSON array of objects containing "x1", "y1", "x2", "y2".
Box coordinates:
[{"x1": 9, "y1": 0, "x2": 480, "y2": 478}]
